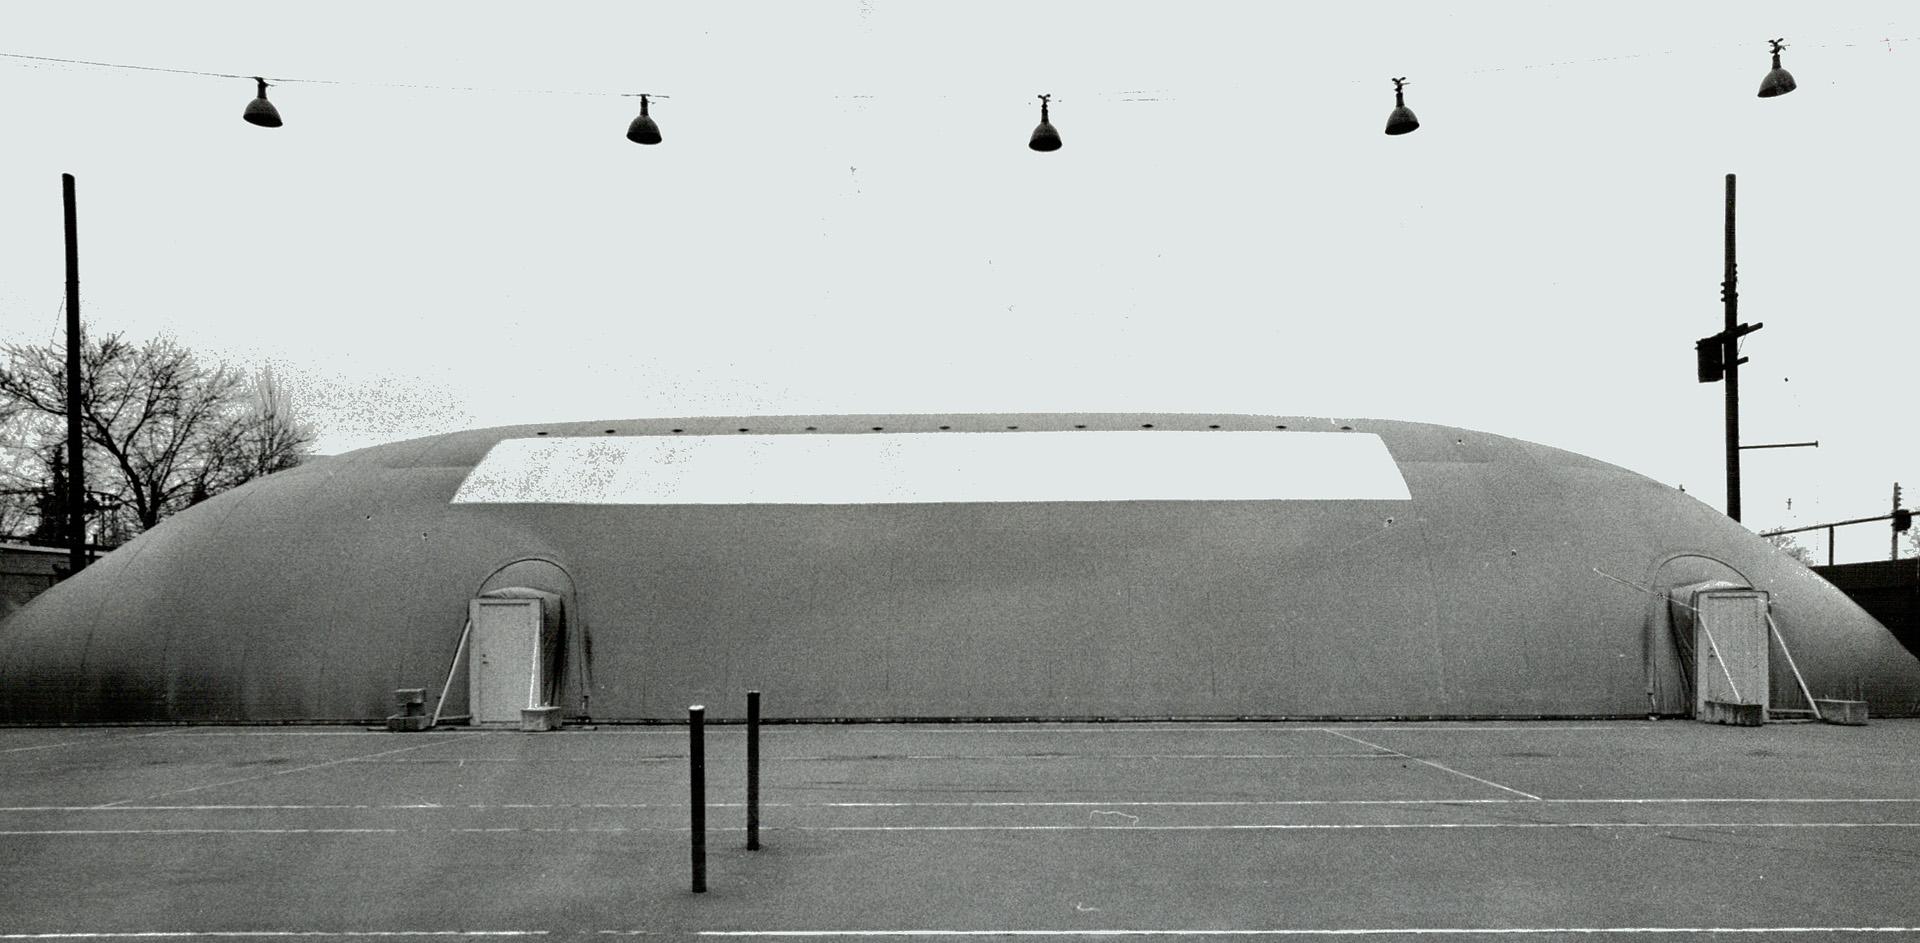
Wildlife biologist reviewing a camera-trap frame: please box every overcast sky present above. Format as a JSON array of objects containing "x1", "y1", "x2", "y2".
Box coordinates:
[{"x1": 1, "y1": 2, "x2": 1913, "y2": 561}]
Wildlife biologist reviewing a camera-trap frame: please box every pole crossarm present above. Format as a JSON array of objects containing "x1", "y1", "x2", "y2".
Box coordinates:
[
  {"x1": 1761, "y1": 512, "x2": 1907, "y2": 537},
  {"x1": 1738, "y1": 440, "x2": 1818, "y2": 450},
  {"x1": 1702, "y1": 321, "x2": 1766, "y2": 347}
]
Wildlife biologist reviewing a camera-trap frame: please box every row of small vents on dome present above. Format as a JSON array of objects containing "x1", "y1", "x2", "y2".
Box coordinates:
[
  {"x1": 242, "y1": 40, "x2": 1802, "y2": 143},
  {"x1": 534, "y1": 421, "x2": 1358, "y2": 435}
]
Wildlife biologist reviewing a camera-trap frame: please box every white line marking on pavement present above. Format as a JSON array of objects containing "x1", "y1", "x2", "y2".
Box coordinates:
[
  {"x1": 810, "y1": 797, "x2": 1920, "y2": 808},
  {"x1": 0, "y1": 934, "x2": 552, "y2": 939},
  {"x1": 448, "y1": 828, "x2": 631, "y2": 833},
  {"x1": 5, "y1": 798, "x2": 1917, "y2": 813},
  {"x1": 141, "y1": 731, "x2": 396, "y2": 737},
  {"x1": 791, "y1": 725, "x2": 1644, "y2": 733},
  {"x1": 352, "y1": 752, "x2": 1406, "y2": 764},
  {"x1": 110, "y1": 724, "x2": 1649, "y2": 738},
  {"x1": 0, "y1": 827, "x2": 628, "y2": 835},
  {"x1": 695, "y1": 929, "x2": 1920, "y2": 937},
  {"x1": 91, "y1": 739, "x2": 460, "y2": 808},
  {"x1": 7, "y1": 822, "x2": 1916, "y2": 836},
  {"x1": 337, "y1": 754, "x2": 1397, "y2": 764},
  {"x1": 792, "y1": 753, "x2": 1396, "y2": 761},
  {"x1": 0, "y1": 805, "x2": 445, "y2": 812},
  {"x1": 1308, "y1": 726, "x2": 1642, "y2": 732},
  {"x1": 1519, "y1": 798, "x2": 1920, "y2": 804},
  {"x1": 730, "y1": 726, "x2": 1642, "y2": 734},
  {"x1": 1319, "y1": 729, "x2": 1543, "y2": 801},
  {"x1": 797, "y1": 822, "x2": 1920, "y2": 832},
  {"x1": 12, "y1": 930, "x2": 1920, "y2": 941},
  {"x1": 344, "y1": 758, "x2": 679, "y2": 764},
  {"x1": 0, "y1": 828, "x2": 406, "y2": 835},
  {"x1": 0, "y1": 731, "x2": 177, "y2": 754}
]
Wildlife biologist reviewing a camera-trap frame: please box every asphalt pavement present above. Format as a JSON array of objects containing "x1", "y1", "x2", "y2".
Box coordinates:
[{"x1": 2, "y1": 720, "x2": 1917, "y2": 940}]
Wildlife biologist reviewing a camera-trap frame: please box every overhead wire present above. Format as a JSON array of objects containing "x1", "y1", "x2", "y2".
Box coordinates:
[
  {"x1": 0, "y1": 28, "x2": 1910, "y2": 150},
  {"x1": 5, "y1": 31, "x2": 1917, "y2": 102},
  {"x1": 0, "y1": 51, "x2": 651, "y2": 97},
  {"x1": 0, "y1": 51, "x2": 255, "y2": 81}
]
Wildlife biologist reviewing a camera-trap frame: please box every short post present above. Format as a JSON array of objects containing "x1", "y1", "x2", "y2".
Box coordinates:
[
  {"x1": 747, "y1": 690, "x2": 761, "y2": 850},
  {"x1": 689, "y1": 704, "x2": 706, "y2": 893}
]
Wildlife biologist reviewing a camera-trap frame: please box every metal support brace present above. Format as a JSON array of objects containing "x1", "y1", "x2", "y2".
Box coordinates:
[
  {"x1": 1764, "y1": 611, "x2": 1822, "y2": 721},
  {"x1": 430, "y1": 619, "x2": 473, "y2": 728}
]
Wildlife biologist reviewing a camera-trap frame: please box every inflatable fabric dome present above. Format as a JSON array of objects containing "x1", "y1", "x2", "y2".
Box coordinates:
[{"x1": 2, "y1": 413, "x2": 1916, "y2": 724}]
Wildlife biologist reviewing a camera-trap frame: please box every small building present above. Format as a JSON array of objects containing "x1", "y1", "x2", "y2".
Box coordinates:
[
  {"x1": 0, "y1": 544, "x2": 68, "y2": 620},
  {"x1": 1814, "y1": 559, "x2": 1920, "y2": 659}
]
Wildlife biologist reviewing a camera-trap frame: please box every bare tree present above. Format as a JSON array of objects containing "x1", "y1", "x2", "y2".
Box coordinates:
[
  {"x1": 0, "y1": 420, "x2": 51, "y2": 541},
  {"x1": 0, "y1": 330, "x2": 318, "y2": 542},
  {"x1": 191, "y1": 367, "x2": 312, "y2": 501}
]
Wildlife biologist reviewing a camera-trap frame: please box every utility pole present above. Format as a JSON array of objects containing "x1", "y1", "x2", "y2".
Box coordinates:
[
  {"x1": 1695, "y1": 174, "x2": 1762, "y2": 522},
  {"x1": 1723, "y1": 174, "x2": 1743, "y2": 523},
  {"x1": 1895, "y1": 482, "x2": 1904, "y2": 561},
  {"x1": 62, "y1": 173, "x2": 87, "y2": 577}
]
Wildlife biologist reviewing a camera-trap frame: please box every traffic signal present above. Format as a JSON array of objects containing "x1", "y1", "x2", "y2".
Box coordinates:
[{"x1": 1696, "y1": 336, "x2": 1725, "y2": 383}]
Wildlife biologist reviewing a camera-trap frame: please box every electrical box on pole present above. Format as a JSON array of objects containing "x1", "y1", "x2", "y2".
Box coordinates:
[
  {"x1": 1695, "y1": 323, "x2": 1761, "y2": 386},
  {"x1": 1696, "y1": 336, "x2": 1724, "y2": 383}
]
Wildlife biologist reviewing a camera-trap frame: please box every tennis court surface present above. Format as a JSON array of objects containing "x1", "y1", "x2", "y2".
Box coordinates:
[{"x1": 3, "y1": 720, "x2": 1918, "y2": 940}]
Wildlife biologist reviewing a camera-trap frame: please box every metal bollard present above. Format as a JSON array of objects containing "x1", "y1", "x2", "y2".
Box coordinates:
[
  {"x1": 747, "y1": 690, "x2": 761, "y2": 850},
  {"x1": 689, "y1": 704, "x2": 706, "y2": 893}
]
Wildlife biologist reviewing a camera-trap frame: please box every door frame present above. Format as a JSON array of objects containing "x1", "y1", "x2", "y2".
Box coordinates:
[
  {"x1": 468, "y1": 596, "x2": 545, "y2": 725},
  {"x1": 1693, "y1": 589, "x2": 1770, "y2": 716}
]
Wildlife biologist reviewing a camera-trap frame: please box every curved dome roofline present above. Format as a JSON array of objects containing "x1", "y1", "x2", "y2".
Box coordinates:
[{"x1": 5, "y1": 411, "x2": 1914, "y2": 724}]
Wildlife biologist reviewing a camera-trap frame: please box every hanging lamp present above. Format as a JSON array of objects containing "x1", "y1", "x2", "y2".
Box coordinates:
[
  {"x1": 626, "y1": 94, "x2": 663, "y2": 144},
  {"x1": 1757, "y1": 38, "x2": 1796, "y2": 98},
  {"x1": 242, "y1": 77, "x2": 282, "y2": 128},
  {"x1": 1029, "y1": 94, "x2": 1061, "y2": 152},
  {"x1": 1384, "y1": 77, "x2": 1419, "y2": 135}
]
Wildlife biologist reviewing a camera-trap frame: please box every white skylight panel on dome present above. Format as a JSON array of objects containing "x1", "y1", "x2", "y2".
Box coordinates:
[{"x1": 450, "y1": 430, "x2": 1411, "y2": 505}]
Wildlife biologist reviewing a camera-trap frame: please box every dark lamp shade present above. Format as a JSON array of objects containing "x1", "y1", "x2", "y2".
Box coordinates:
[
  {"x1": 1029, "y1": 119, "x2": 1061, "y2": 152},
  {"x1": 627, "y1": 114, "x2": 663, "y2": 144},
  {"x1": 1757, "y1": 66, "x2": 1796, "y2": 98},
  {"x1": 243, "y1": 96, "x2": 282, "y2": 128}
]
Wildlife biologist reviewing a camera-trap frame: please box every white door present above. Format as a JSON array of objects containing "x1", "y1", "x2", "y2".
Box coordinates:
[
  {"x1": 470, "y1": 598, "x2": 542, "y2": 725},
  {"x1": 1695, "y1": 591, "x2": 1769, "y2": 715}
]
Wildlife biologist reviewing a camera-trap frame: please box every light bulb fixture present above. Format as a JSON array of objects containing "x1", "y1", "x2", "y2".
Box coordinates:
[
  {"x1": 1384, "y1": 77, "x2": 1419, "y2": 135},
  {"x1": 243, "y1": 77, "x2": 282, "y2": 128},
  {"x1": 1757, "y1": 38, "x2": 1796, "y2": 98},
  {"x1": 626, "y1": 94, "x2": 663, "y2": 144},
  {"x1": 1029, "y1": 94, "x2": 1061, "y2": 152}
]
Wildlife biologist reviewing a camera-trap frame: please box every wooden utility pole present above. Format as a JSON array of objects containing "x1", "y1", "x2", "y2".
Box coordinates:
[
  {"x1": 1699, "y1": 174, "x2": 1761, "y2": 522},
  {"x1": 62, "y1": 174, "x2": 87, "y2": 576},
  {"x1": 1723, "y1": 174, "x2": 1741, "y2": 522},
  {"x1": 1895, "y1": 482, "x2": 1904, "y2": 561}
]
